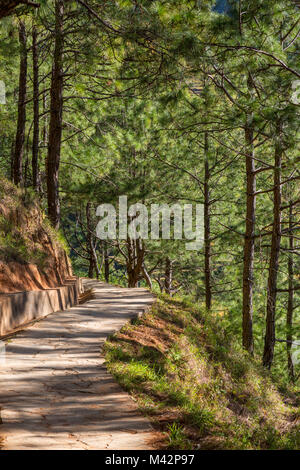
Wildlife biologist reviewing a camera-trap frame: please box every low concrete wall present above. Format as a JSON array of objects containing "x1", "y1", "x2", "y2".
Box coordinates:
[{"x1": 0, "y1": 277, "x2": 82, "y2": 336}]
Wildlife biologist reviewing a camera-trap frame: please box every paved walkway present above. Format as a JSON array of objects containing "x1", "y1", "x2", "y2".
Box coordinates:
[{"x1": 0, "y1": 281, "x2": 156, "y2": 450}]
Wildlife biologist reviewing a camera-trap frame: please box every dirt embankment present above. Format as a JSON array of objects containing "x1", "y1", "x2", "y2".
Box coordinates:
[
  {"x1": 0, "y1": 178, "x2": 72, "y2": 293},
  {"x1": 105, "y1": 297, "x2": 300, "y2": 450}
]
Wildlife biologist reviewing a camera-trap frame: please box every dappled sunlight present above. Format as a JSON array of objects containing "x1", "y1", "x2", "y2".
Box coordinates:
[{"x1": 0, "y1": 281, "x2": 157, "y2": 450}]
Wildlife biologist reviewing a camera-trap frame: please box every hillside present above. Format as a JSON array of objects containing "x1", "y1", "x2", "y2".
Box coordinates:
[
  {"x1": 104, "y1": 296, "x2": 300, "y2": 450},
  {"x1": 0, "y1": 0, "x2": 299, "y2": 453},
  {"x1": 0, "y1": 178, "x2": 72, "y2": 293}
]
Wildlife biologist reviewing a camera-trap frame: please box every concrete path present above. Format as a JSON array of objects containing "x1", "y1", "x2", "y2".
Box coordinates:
[{"x1": 0, "y1": 281, "x2": 156, "y2": 450}]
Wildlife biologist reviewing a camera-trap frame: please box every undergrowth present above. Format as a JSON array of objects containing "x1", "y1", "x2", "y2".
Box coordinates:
[
  {"x1": 0, "y1": 177, "x2": 67, "y2": 265},
  {"x1": 104, "y1": 295, "x2": 300, "y2": 450}
]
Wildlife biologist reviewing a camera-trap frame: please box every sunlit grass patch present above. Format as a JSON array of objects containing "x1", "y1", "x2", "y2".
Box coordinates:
[{"x1": 104, "y1": 296, "x2": 300, "y2": 450}]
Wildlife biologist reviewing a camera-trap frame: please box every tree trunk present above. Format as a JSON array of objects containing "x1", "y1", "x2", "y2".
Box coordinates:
[
  {"x1": 126, "y1": 237, "x2": 144, "y2": 287},
  {"x1": 242, "y1": 94, "x2": 256, "y2": 354},
  {"x1": 165, "y1": 257, "x2": 173, "y2": 295},
  {"x1": 10, "y1": 140, "x2": 14, "y2": 181},
  {"x1": 142, "y1": 263, "x2": 152, "y2": 290},
  {"x1": 42, "y1": 90, "x2": 48, "y2": 145},
  {"x1": 88, "y1": 251, "x2": 94, "y2": 278},
  {"x1": 204, "y1": 132, "x2": 212, "y2": 310},
  {"x1": 13, "y1": 21, "x2": 27, "y2": 186},
  {"x1": 155, "y1": 275, "x2": 164, "y2": 293},
  {"x1": 47, "y1": 0, "x2": 64, "y2": 229},
  {"x1": 263, "y1": 122, "x2": 282, "y2": 369},
  {"x1": 127, "y1": 238, "x2": 136, "y2": 287},
  {"x1": 86, "y1": 202, "x2": 100, "y2": 279},
  {"x1": 104, "y1": 242, "x2": 110, "y2": 283},
  {"x1": 32, "y1": 24, "x2": 40, "y2": 192},
  {"x1": 286, "y1": 202, "x2": 295, "y2": 381}
]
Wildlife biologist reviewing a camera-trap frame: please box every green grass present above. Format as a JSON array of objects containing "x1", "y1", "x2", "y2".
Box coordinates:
[
  {"x1": 167, "y1": 422, "x2": 191, "y2": 449},
  {"x1": 104, "y1": 295, "x2": 300, "y2": 450}
]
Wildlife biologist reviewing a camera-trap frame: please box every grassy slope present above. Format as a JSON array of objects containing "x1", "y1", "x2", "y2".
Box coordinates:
[
  {"x1": 104, "y1": 295, "x2": 300, "y2": 450},
  {"x1": 0, "y1": 177, "x2": 68, "y2": 268}
]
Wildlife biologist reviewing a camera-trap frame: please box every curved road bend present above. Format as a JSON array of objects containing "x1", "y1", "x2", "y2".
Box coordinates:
[{"x1": 0, "y1": 280, "x2": 156, "y2": 450}]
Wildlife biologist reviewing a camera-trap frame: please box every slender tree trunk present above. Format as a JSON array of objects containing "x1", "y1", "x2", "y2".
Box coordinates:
[
  {"x1": 10, "y1": 140, "x2": 14, "y2": 181},
  {"x1": 142, "y1": 263, "x2": 152, "y2": 289},
  {"x1": 239, "y1": 4, "x2": 255, "y2": 353},
  {"x1": 87, "y1": 212, "x2": 94, "y2": 279},
  {"x1": 86, "y1": 202, "x2": 100, "y2": 279},
  {"x1": 40, "y1": 91, "x2": 47, "y2": 194},
  {"x1": 155, "y1": 275, "x2": 164, "y2": 293},
  {"x1": 42, "y1": 90, "x2": 48, "y2": 145},
  {"x1": 204, "y1": 132, "x2": 212, "y2": 310},
  {"x1": 32, "y1": 24, "x2": 40, "y2": 192},
  {"x1": 286, "y1": 202, "x2": 295, "y2": 381},
  {"x1": 47, "y1": 0, "x2": 64, "y2": 229},
  {"x1": 263, "y1": 122, "x2": 283, "y2": 368},
  {"x1": 88, "y1": 249, "x2": 94, "y2": 278},
  {"x1": 104, "y1": 242, "x2": 110, "y2": 283},
  {"x1": 92, "y1": 243, "x2": 100, "y2": 279},
  {"x1": 13, "y1": 21, "x2": 27, "y2": 186},
  {"x1": 238, "y1": 0, "x2": 243, "y2": 35},
  {"x1": 242, "y1": 86, "x2": 256, "y2": 354},
  {"x1": 165, "y1": 257, "x2": 173, "y2": 295},
  {"x1": 127, "y1": 237, "x2": 136, "y2": 287},
  {"x1": 24, "y1": 148, "x2": 29, "y2": 186}
]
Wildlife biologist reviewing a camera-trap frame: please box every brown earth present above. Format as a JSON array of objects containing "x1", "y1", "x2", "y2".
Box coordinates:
[
  {"x1": 0, "y1": 252, "x2": 72, "y2": 293},
  {"x1": 0, "y1": 179, "x2": 72, "y2": 293}
]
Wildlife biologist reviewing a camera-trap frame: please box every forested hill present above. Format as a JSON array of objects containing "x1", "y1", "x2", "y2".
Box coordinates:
[{"x1": 0, "y1": 0, "x2": 299, "y2": 446}]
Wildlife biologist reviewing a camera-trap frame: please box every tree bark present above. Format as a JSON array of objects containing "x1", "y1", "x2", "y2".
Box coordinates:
[
  {"x1": 86, "y1": 202, "x2": 100, "y2": 279},
  {"x1": 13, "y1": 21, "x2": 27, "y2": 186},
  {"x1": 242, "y1": 85, "x2": 256, "y2": 354},
  {"x1": 42, "y1": 91, "x2": 48, "y2": 146},
  {"x1": 10, "y1": 140, "x2": 14, "y2": 181},
  {"x1": 155, "y1": 275, "x2": 164, "y2": 293},
  {"x1": 126, "y1": 237, "x2": 144, "y2": 287},
  {"x1": 142, "y1": 263, "x2": 152, "y2": 289},
  {"x1": 87, "y1": 229, "x2": 94, "y2": 278},
  {"x1": 32, "y1": 24, "x2": 40, "y2": 192},
  {"x1": 204, "y1": 132, "x2": 212, "y2": 310},
  {"x1": 47, "y1": 0, "x2": 64, "y2": 229},
  {"x1": 263, "y1": 122, "x2": 283, "y2": 369},
  {"x1": 127, "y1": 238, "x2": 136, "y2": 287},
  {"x1": 104, "y1": 242, "x2": 110, "y2": 283},
  {"x1": 286, "y1": 202, "x2": 295, "y2": 381},
  {"x1": 164, "y1": 257, "x2": 173, "y2": 295}
]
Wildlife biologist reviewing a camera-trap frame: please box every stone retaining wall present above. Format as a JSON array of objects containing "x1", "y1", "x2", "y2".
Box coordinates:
[{"x1": 0, "y1": 277, "x2": 83, "y2": 336}]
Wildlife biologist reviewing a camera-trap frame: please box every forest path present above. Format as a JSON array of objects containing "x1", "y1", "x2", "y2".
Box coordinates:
[{"x1": 0, "y1": 280, "x2": 156, "y2": 450}]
